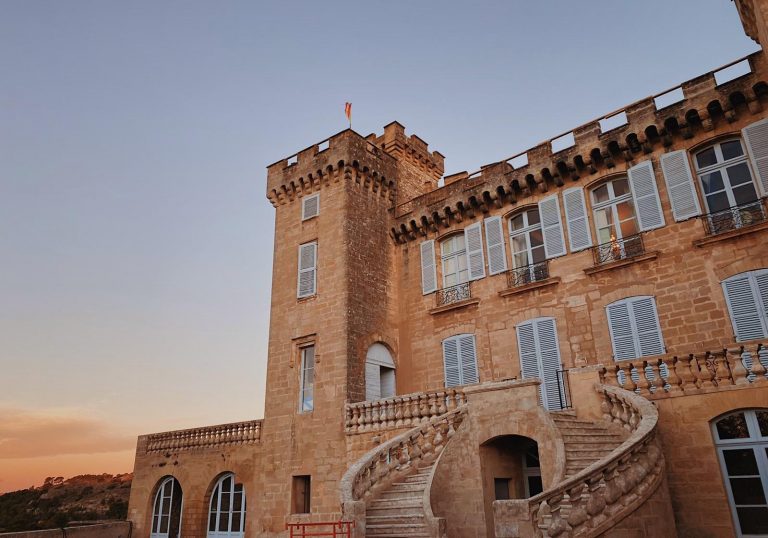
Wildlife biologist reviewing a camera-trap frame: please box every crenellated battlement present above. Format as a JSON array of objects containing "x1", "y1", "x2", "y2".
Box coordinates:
[{"x1": 391, "y1": 52, "x2": 768, "y2": 243}]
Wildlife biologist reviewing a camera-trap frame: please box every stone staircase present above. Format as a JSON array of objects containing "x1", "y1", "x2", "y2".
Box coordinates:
[
  {"x1": 364, "y1": 464, "x2": 434, "y2": 537},
  {"x1": 551, "y1": 410, "x2": 628, "y2": 478}
]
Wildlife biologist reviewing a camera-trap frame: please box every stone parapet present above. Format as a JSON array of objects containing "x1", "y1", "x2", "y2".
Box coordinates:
[{"x1": 141, "y1": 419, "x2": 263, "y2": 453}]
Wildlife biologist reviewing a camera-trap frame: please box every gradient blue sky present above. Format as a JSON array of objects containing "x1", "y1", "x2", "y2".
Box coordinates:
[{"x1": 0, "y1": 1, "x2": 759, "y2": 492}]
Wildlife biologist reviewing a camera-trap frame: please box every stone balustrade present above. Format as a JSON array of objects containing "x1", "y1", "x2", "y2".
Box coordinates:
[
  {"x1": 600, "y1": 341, "x2": 767, "y2": 399},
  {"x1": 344, "y1": 388, "x2": 467, "y2": 434},
  {"x1": 144, "y1": 420, "x2": 263, "y2": 453},
  {"x1": 526, "y1": 385, "x2": 663, "y2": 537}
]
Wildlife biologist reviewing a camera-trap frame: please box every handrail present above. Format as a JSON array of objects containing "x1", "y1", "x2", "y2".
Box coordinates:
[
  {"x1": 143, "y1": 419, "x2": 263, "y2": 453},
  {"x1": 436, "y1": 281, "x2": 471, "y2": 306},
  {"x1": 701, "y1": 199, "x2": 768, "y2": 236},
  {"x1": 590, "y1": 233, "x2": 645, "y2": 266},
  {"x1": 525, "y1": 384, "x2": 662, "y2": 536}
]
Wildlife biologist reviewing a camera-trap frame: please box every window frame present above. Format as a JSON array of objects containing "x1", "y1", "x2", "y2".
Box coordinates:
[
  {"x1": 694, "y1": 138, "x2": 759, "y2": 213},
  {"x1": 590, "y1": 177, "x2": 639, "y2": 245},
  {"x1": 207, "y1": 473, "x2": 246, "y2": 538},
  {"x1": 508, "y1": 208, "x2": 545, "y2": 270},
  {"x1": 297, "y1": 242, "x2": 318, "y2": 299},
  {"x1": 439, "y1": 233, "x2": 469, "y2": 288},
  {"x1": 298, "y1": 344, "x2": 315, "y2": 413},
  {"x1": 301, "y1": 193, "x2": 320, "y2": 221},
  {"x1": 150, "y1": 477, "x2": 183, "y2": 538}
]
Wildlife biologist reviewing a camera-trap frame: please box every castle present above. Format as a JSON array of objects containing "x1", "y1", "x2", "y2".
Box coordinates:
[{"x1": 127, "y1": 1, "x2": 768, "y2": 536}]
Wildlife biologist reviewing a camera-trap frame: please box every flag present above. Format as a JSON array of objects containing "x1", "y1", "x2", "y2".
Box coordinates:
[{"x1": 345, "y1": 102, "x2": 352, "y2": 124}]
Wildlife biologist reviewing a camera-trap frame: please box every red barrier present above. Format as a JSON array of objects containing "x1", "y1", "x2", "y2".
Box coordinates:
[{"x1": 286, "y1": 521, "x2": 355, "y2": 538}]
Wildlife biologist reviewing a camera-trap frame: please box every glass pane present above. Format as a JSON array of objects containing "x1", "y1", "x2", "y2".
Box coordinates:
[
  {"x1": 620, "y1": 218, "x2": 638, "y2": 238},
  {"x1": 209, "y1": 513, "x2": 217, "y2": 532},
  {"x1": 597, "y1": 226, "x2": 613, "y2": 244},
  {"x1": 162, "y1": 496, "x2": 171, "y2": 514},
  {"x1": 512, "y1": 235, "x2": 529, "y2": 254},
  {"x1": 736, "y1": 507, "x2": 768, "y2": 535},
  {"x1": 160, "y1": 515, "x2": 169, "y2": 533},
  {"x1": 525, "y1": 449, "x2": 540, "y2": 468},
  {"x1": 232, "y1": 512, "x2": 242, "y2": 531},
  {"x1": 303, "y1": 367, "x2": 314, "y2": 386},
  {"x1": 532, "y1": 245, "x2": 546, "y2": 264},
  {"x1": 303, "y1": 346, "x2": 315, "y2": 366},
  {"x1": 733, "y1": 183, "x2": 759, "y2": 206},
  {"x1": 527, "y1": 210, "x2": 540, "y2": 226},
  {"x1": 593, "y1": 185, "x2": 609, "y2": 204},
  {"x1": 721, "y1": 140, "x2": 744, "y2": 161},
  {"x1": 727, "y1": 163, "x2": 753, "y2": 186},
  {"x1": 514, "y1": 252, "x2": 529, "y2": 268},
  {"x1": 730, "y1": 477, "x2": 767, "y2": 504},
  {"x1": 458, "y1": 268, "x2": 469, "y2": 283},
  {"x1": 223, "y1": 476, "x2": 232, "y2": 492},
  {"x1": 716, "y1": 413, "x2": 750, "y2": 439},
  {"x1": 612, "y1": 178, "x2": 630, "y2": 197},
  {"x1": 595, "y1": 208, "x2": 612, "y2": 229},
  {"x1": 221, "y1": 491, "x2": 231, "y2": 512},
  {"x1": 457, "y1": 254, "x2": 468, "y2": 272},
  {"x1": 443, "y1": 256, "x2": 456, "y2": 277},
  {"x1": 724, "y1": 448, "x2": 760, "y2": 475},
  {"x1": 219, "y1": 512, "x2": 230, "y2": 532},
  {"x1": 153, "y1": 515, "x2": 159, "y2": 532},
  {"x1": 701, "y1": 170, "x2": 724, "y2": 194},
  {"x1": 510, "y1": 214, "x2": 525, "y2": 231},
  {"x1": 757, "y1": 410, "x2": 768, "y2": 437},
  {"x1": 696, "y1": 147, "x2": 718, "y2": 168},
  {"x1": 444, "y1": 272, "x2": 457, "y2": 287},
  {"x1": 527, "y1": 476, "x2": 543, "y2": 497},
  {"x1": 706, "y1": 192, "x2": 730, "y2": 213},
  {"x1": 616, "y1": 201, "x2": 636, "y2": 222},
  {"x1": 234, "y1": 491, "x2": 243, "y2": 511},
  {"x1": 529, "y1": 229, "x2": 544, "y2": 247}
]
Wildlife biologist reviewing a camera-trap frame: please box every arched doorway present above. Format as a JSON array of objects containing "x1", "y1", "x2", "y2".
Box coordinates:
[
  {"x1": 712, "y1": 409, "x2": 768, "y2": 536},
  {"x1": 208, "y1": 473, "x2": 246, "y2": 538},
  {"x1": 365, "y1": 343, "x2": 396, "y2": 401},
  {"x1": 150, "y1": 477, "x2": 183, "y2": 538}
]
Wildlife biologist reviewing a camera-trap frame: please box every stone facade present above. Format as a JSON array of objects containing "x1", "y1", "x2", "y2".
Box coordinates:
[{"x1": 128, "y1": 1, "x2": 768, "y2": 536}]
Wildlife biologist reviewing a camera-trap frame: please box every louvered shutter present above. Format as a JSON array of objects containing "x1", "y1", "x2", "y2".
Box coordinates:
[
  {"x1": 443, "y1": 337, "x2": 462, "y2": 387},
  {"x1": 723, "y1": 273, "x2": 768, "y2": 341},
  {"x1": 606, "y1": 301, "x2": 638, "y2": 360},
  {"x1": 563, "y1": 187, "x2": 593, "y2": 252},
  {"x1": 538, "y1": 194, "x2": 567, "y2": 258},
  {"x1": 301, "y1": 194, "x2": 320, "y2": 220},
  {"x1": 631, "y1": 297, "x2": 665, "y2": 357},
  {"x1": 420, "y1": 240, "x2": 437, "y2": 295},
  {"x1": 743, "y1": 118, "x2": 768, "y2": 196},
  {"x1": 464, "y1": 223, "x2": 486, "y2": 280},
  {"x1": 459, "y1": 335, "x2": 479, "y2": 384},
  {"x1": 660, "y1": 150, "x2": 701, "y2": 221},
  {"x1": 484, "y1": 216, "x2": 508, "y2": 275},
  {"x1": 516, "y1": 321, "x2": 542, "y2": 405},
  {"x1": 536, "y1": 318, "x2": 564, "y2": 411},
  {"x1": 628, "y1": 160, "x2": 665, "y2": 231},
  {"x1": 297, "y1": 242, "x2": 317, "y2": 298},
  {"x1": 365, "y1": 362, "x2": 381, "y2": 401},
  {"x1": 756, "y1": 271, "x2": 768, "y2": 323},
  {"x1": 380, "y1": 368, "x2": 396, "y2": 398}
]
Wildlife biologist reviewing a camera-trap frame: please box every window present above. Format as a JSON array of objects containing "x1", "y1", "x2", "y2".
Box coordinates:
[
  {"x1": 516, "y1": 317, "x2": 565, "y2": 410},
  {"x1": 301, "y1": 193, "x2": 320, "y2": 221},
  {"x1": 442, "y1": 334, "x2": 479, "y2": 387},
  {"x1": 208, "y1": 474, "x2": 245, "y2": 538},
  {"x1": 365, "y1": 343, "x2": 396, "y2": 401},
  {"x1": 523, "y1": 444, "x2": 543, "y2": 498},
  {"x1": 722, "y1": 269, "x2": 768, "y2": 342},
  {"x1": 297, "y1": 242, "x2": 317, "y2": 298},
  {"x1": 291, "y1": 476, "x2": 311, "y2": 514},
  {"x1": 150, "y1": 477, "x2": 183, "y2": 538},
  {"x1": 298, "y1": 345, "x2": 315, "y2": 412},
  {"x1": 509, "y1": 209, "x2": 546, "y2": 270},
  {"x1": 606, "y1": 296, "x2": 665, "y2": 361},
  {"x1": 592, "y1": 178, "x2": 639, "y2": 245},
  {"x1": 712, "y1": 410, "x2": 768, "y2": 536},
  {"x1": 695, "y1": 140, "x2": 760, "y2": 230},
  {"x1": 440, "y1": 234, "x2": 469, "y2": 288}
]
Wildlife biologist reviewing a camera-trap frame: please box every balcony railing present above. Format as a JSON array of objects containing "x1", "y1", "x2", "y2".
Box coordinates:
[
  {"x1": 144, "y1": 419, "x2": 263, "y2": 453},
  {"x1": 436, "y1": 281, "x2": 471, "y2": 306},
  {"x1": 591, "y1": 233, "x2": 645, "y2": 266},
  {"x1": 506, "y1": 260, "x2": 549, "y2": 288},
  {"x1": 702, "y1": 199, "x2": 767, "y2": 236}
]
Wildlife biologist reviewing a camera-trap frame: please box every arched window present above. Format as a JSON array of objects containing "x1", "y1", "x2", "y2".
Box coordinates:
[
  {"x1": 440, "y1": 234, "x2": 469, "y2": 288},
  {"x1": 365, "y1": 343, "x2": 396, "y2": 401},
  {"x1": 590, "y1": 177, "x2": 640, "y2": 261},
  {"x1": 208, "y1": 473, "x2": 246, "y2": 538},
  {"x1": 694, "y1": 139, "x2": 761, "y2": 233},
  {"x1": 150, "y1": 477, "x2": 183, "y2": 538},
  {"x1": 711, "y1": 409, "x2": 768, "y2": 536},
  {"x1": 509, "y1": 208, "x2": 546, "y2": 281}
]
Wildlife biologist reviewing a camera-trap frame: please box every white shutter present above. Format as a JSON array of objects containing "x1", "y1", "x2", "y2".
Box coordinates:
[
  {"x1": 628, "y1": 160, "x2": 665, "y2": 231},
  {"x1": 631, "y1": 297, "x2": 665, "y2": 357},
  {"x1": 516, "y1": 318, "x2": 564, "y2": 410},
  {"x1": 380, "y1": 368, "x2": 396, "y2": 398},
  {"x1": 723, "y1": 272, "x2": 768, "y2": 341},
  {"x1": 464, "y1": 223, "x2": 486, "y2": 280},
  {"x1": 420, "y1": 240, "x2": 437, "y2": 295},
  {"x1": 562, "y1": 187, "x2": 593, "y2": 252},
  {"x1": 743, "y1": 118, "x2": 768, "y2": 196},
  {"x1": 606, "y1": 301, "x2": 639, "y2": 360},
  {"x1": 301, "y1": 193, "x2": 320, "y2": 220},
  {"x1": 538, "y1": 194, "x2": 567, "y2": 258},
  {"x1": 443, "y1": 337, "x2": 462, "y2": 387},
  {"x1": 365, "y1": 362, "x2": 381, "y2": 401},
  {"x1": 484, "y1": 216, "x2": 508, "y2": 275},
  {"x1": 458, "y1": 334, "x2": 479, "y2": 384},
  {"x1": 660, "y1": 150, "x2": 701, "y2": 221},
  {"x1": 297, "y1": 242, "x2": 317, "y2": 298}
]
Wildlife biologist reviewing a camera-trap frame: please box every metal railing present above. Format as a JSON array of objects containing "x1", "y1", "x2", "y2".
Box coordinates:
[
  {"x1": 436, "y1": 281, "x2": 471, "y2": 306},
  {"x1": 591, "y1": 233, "x2": 645, "y2": 266},
  {"x1": 286, "y1": 522, "x2": 354, "y2": 538},
  {"x1": 555, "y1": 369, "x2": 572, "y2": 409},
  {"x1": 702, "y1": 199, "x2": 767, "y2": 236},
  {"x1": 506, "y1": 260, "x2": 549, "y2": 288}
]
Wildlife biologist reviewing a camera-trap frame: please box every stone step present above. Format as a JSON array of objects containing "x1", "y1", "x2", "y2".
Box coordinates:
[
  {"x1": 387, "y1": 483, "x2": 428, "y2": 493},
  {"x1": 560, "y1": 433, "x2": 624, "y2": 442},
  {"x1": 366, "y1": 523, "x2": 430, "y2": 536},
  {"x1": 403, "y1": 475, "x2": 430, "y2": 484},
  {"x1": 369, "y1": 497, "x2": 423, "y2": 510},
  {"x1": 367, "y1": 514, "x2": 426, "y2": 525}
]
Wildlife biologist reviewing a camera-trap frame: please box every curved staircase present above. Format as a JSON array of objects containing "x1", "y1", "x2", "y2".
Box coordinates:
[
  {"x1": 550, "y1": 411, "x2": 627, "y2": 478},
  {"x1": 364, "y1": 464, "x2": 434, "y2": 537}
]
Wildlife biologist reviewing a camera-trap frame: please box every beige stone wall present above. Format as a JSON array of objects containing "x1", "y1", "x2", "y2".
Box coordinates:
[{"x1": 601, "y1": 476, "x2": 677, "y2": 538}]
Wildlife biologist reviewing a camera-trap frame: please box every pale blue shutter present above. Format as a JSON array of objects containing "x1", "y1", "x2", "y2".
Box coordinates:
[
  {"x1": 301, "y1": 193, "x2": 320, "y2": 220},
  {"x1": 538, "y1": 194, "x2": 567, "y2": 258},
  {"x1": 628, "y1": 160, "x2": 665, "y2": 231},
  {"x1": 660, "y1": 150, "x2": 701, "y2": 222},
  {"x1": 484, "y1": 216, "x2": 508, "y2": 275},
  {"x1": 420, "y1": 240, "x2": 437, "y2": 294},
  {"x1": 459, "y1": 335, "x2": 479, "y2": 384},
  {"x1": 562, "y1": 187, "x2": 592, "y2": 252},
  {"x1": 443, "y1": 337, "x2": 462, "y2": 387},
  {"x1": 631, "y1": 297, "x2": 665, "y2": 357},
  {"x1": 743, "y1": 118, "x2": 768, "y2": 196},
  {"x1": 365, "y1": 362, "x2": 381, "y2": 401},
  {"x1": 297, "y1": 242, "x2": 317, "y2": 298},
  {"x1": 606, "y1": 301, "x2": 638, "y2": 360},
  {"x1": 723, "y1": 272, "x2": 768, "y2": 341},
  {"x1": 536, "y1": 318, "x2": 564, "y2": 411},
  {"x1": 464, "y1": 223, "x2": 486, "y2": 280},
  {"x1": 516, "y1": 321, "x2": 542, "y2": 405}
]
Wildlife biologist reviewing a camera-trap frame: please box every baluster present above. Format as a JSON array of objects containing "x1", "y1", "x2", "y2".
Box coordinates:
[
  {"x1": 356, "y1": 404, "x2": 366, "y2": 431},
  {"x1": 602, "y1": 462, "x2": 622, "y2": 508},
  {"x1": 394, "y1": 397, "x2": 404, "y2": 428},
  {"x1": 622, "y1": 364, "x2": 638, "y2": 393},
  {"x1": 585, "y1": 473, "x2": 607, "y2": 523},
  {"x1": 419, "y1": 394, "x2": 430, "y2": 423},
  {"x1": 436, "y1": 390, "x2": 447, "y2": 415},
  {"x1": 412, "y1": 395, "x2": 421, "y2": 423},
  {"x1": 650, "y1": 360, "x2": 666, "y2": 393},
  {"x1": 610, "y1": 395, "x2": 623, "y2": 426},
  {"x1": 601, "y1": 365, "x2": 619, "y2": 387},
  {"x1": 566, "y1": 482, "x2": 588, "y2": 531},
  {"x1": 386, "y1": 399, "x2": 396, "y2": 428},
  {"x1": 345, "y1": 405, "x2": 353, "y2": 432},
  {"x1": 545, "y1": 492, "x2": 570, "y2": 537},
  {"x1": 674, "y1": 354, "x2": 697, "y2": 391},
  {"x1": 457, "y1": 389, "x2": 467, "y2": 406},
  {"x1": 694, "y1": 352, "x2": 716, "y2": 389},
  {"x1": 713, "y1": 350, "x2": 733, "y2": 386},
  {"x1": 727, "y1": 347, "x2": 750, "y2": 385},
  {"x1": 445, "y1": 389, "x2": 457, "y2": 411},
  {"x1": 372, "y1": 401, "x2": 382, "y2": 430},
  {"x1": 427, "y1": 392, "x2": 438, "y2": 418},
  {"x1": 635, "y1": 362, "x2": 653, "y2": 396},
  {"x1": 402, "y1": 396, "x2": 412, "y2": 427},
  {"x1": 663, "y1": 356, "x2": 682, "y2": 393},
  {"x1": 756, "y1": 346, "x2": 768, "y2": 381},
  {"x1": 600, "y1": 390, "x2": 613, "y2": 422},
  {"x1": 350, "y1": 406, "x2": 361, "y2": 433},
  {"x1": 362, "y1": 402, "x2": 372, "y2": 432}
]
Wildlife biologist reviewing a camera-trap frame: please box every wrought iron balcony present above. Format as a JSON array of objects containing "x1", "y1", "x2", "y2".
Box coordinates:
[
  {"x1": 506, "y1": 260, "x2": 550, "y2": 288},
  {"x1": 591, "y1": 233, "x2": 645, "y2": 266},
  {"x1": 702, "y1": 199, "x2": 767, "y2": 236},
  {"x1": 436, "y1": 281, "x2": 471, "y2": 307}
]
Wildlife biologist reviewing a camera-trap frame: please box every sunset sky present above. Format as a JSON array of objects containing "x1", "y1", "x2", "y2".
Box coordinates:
[{"x1": 0, "y1": 0, "x2": 758, "y2": 493}]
